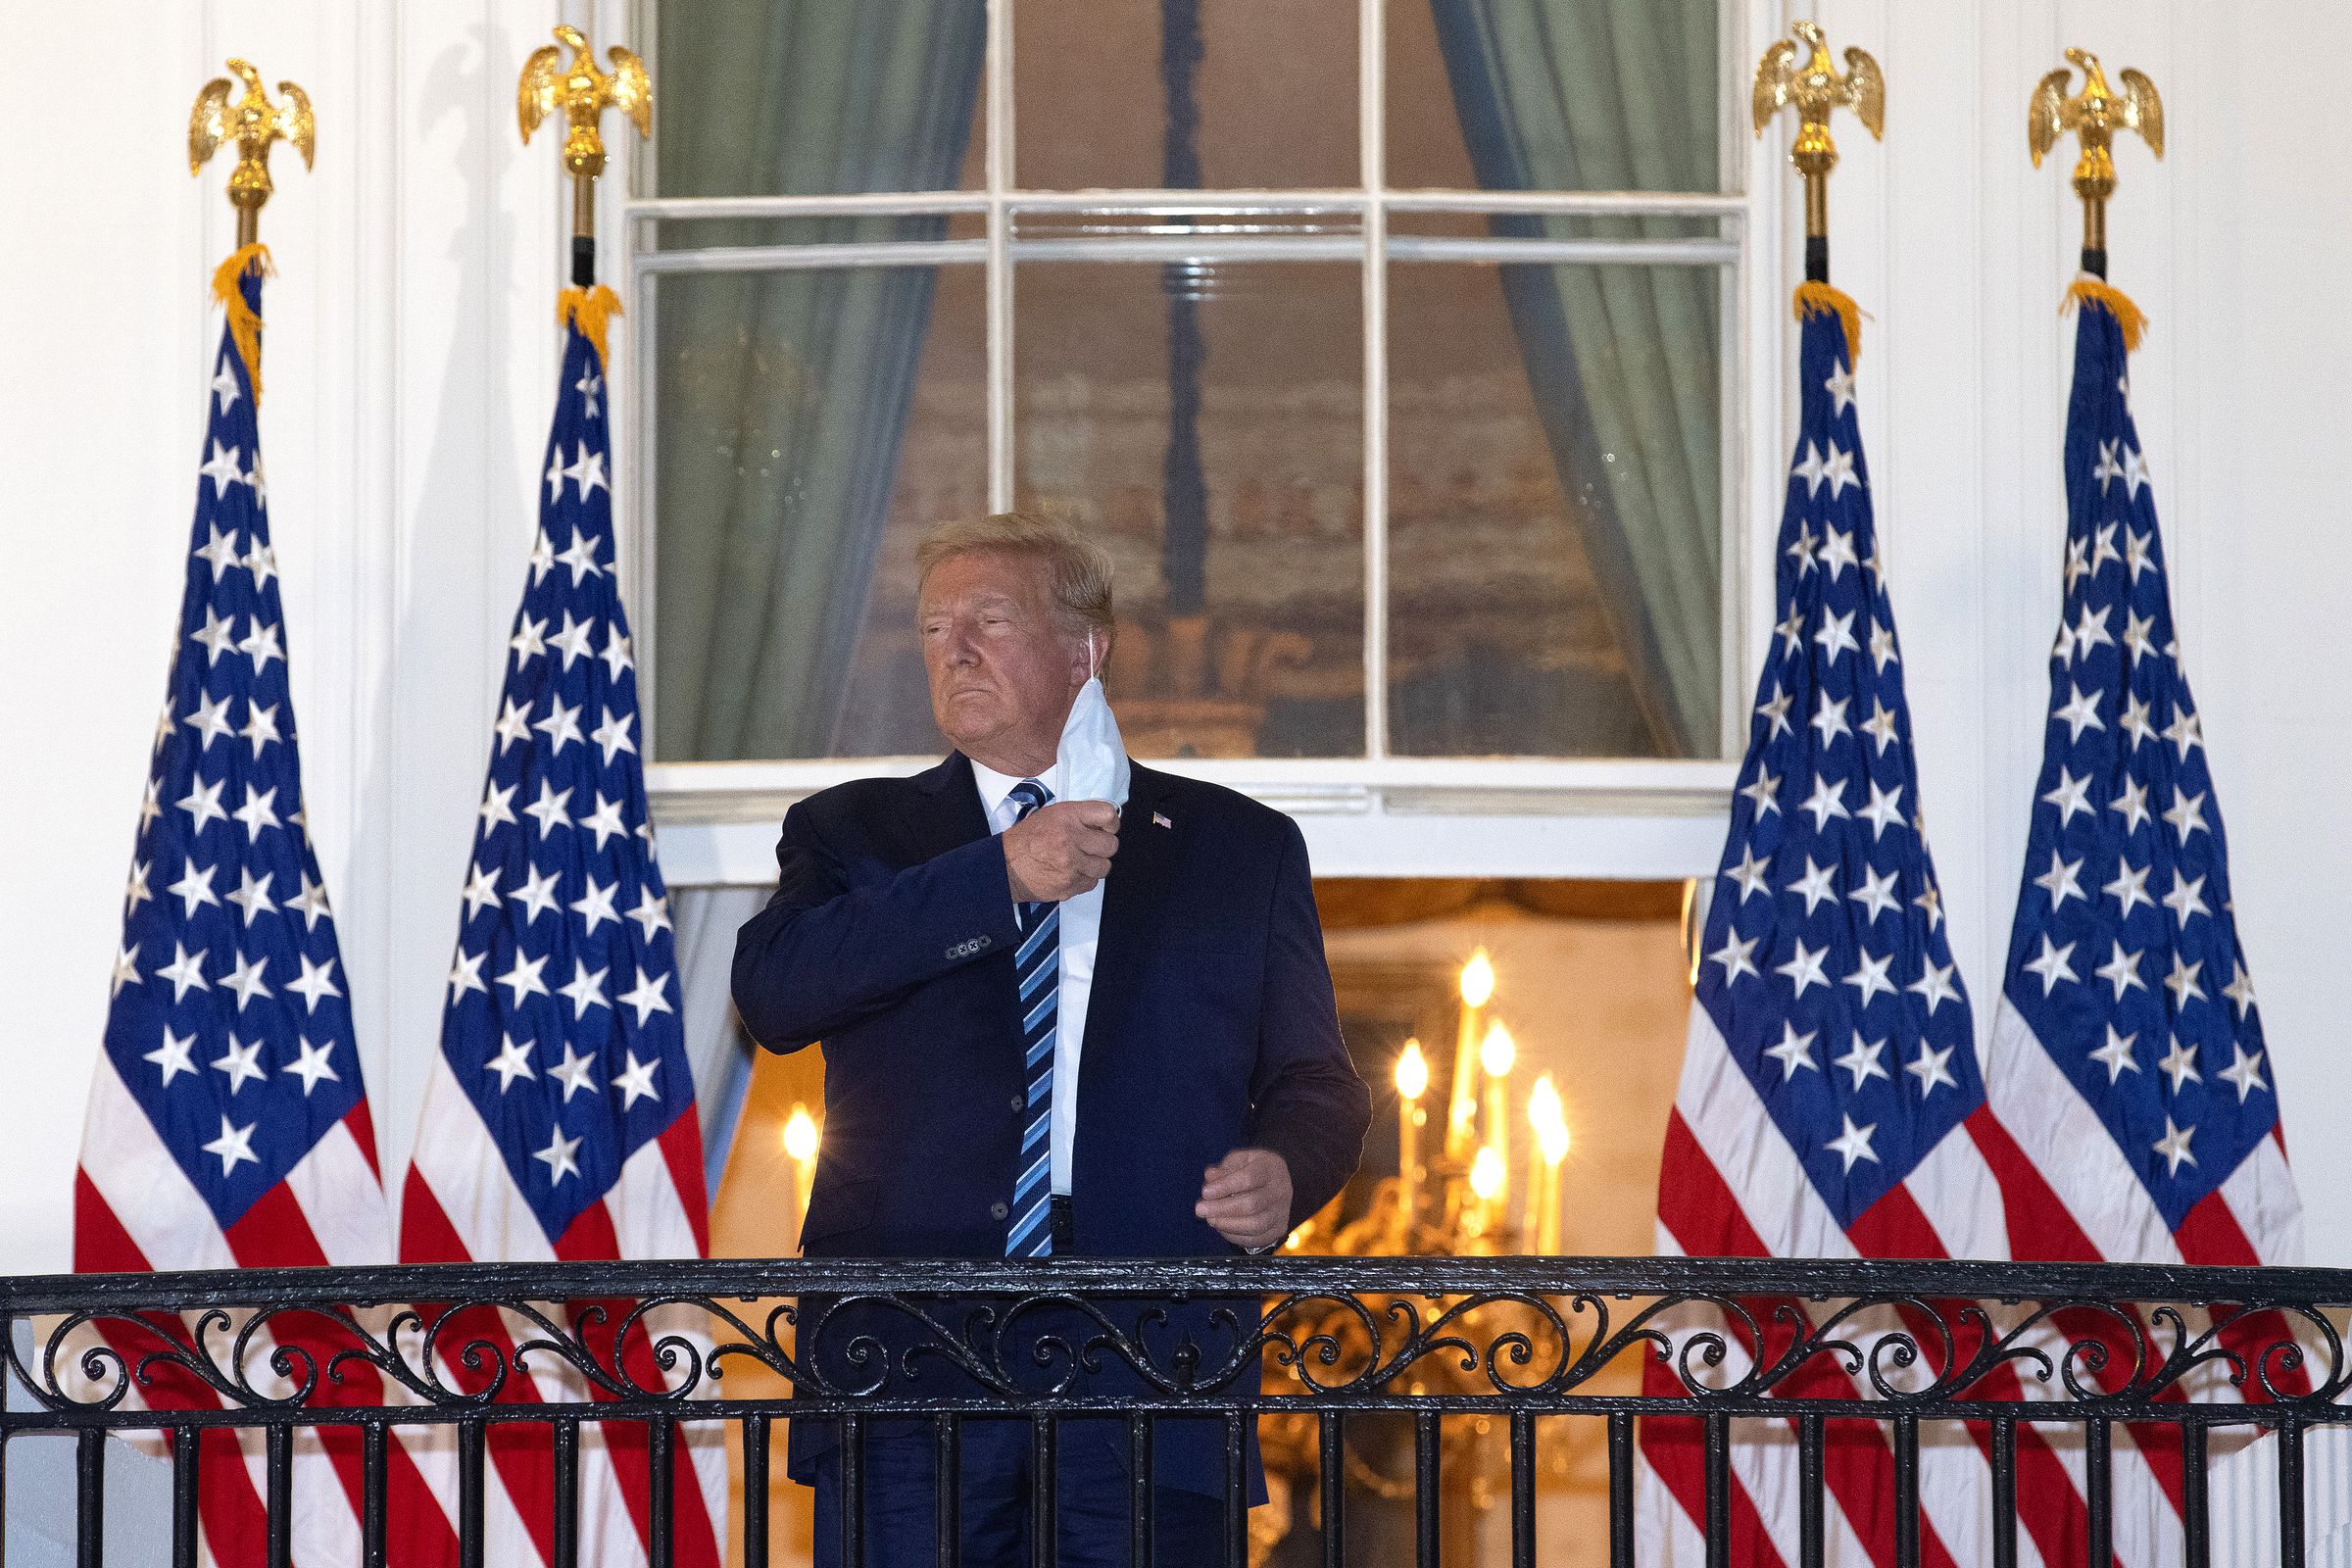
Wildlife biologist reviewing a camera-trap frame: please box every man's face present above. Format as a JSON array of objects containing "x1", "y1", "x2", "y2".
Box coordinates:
[{"x1": 918, "y1": 551, "x2": 1088, "y2": 763}]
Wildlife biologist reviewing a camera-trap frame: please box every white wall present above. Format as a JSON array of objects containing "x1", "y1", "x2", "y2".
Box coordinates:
[
  {"x1": 4, "y1": 0, "x2": 2349, "y2": 1274},
  {"x1": 1, "y1": 0, "x2": 575, "y2": 1273},
  {"x1": 1803, "y1": 0, "x2": 2352, "y2": 1263}
]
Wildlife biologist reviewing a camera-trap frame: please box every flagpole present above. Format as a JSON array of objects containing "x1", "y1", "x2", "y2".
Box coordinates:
[
  {"x1": 189, "y1": 60, "x2": 316, "y2": 253},
  {"x1": 519, "y1": 25, "x2": 653, "y2": 288},
  {"x1": 2029, "y1": 51, "x2": 2165, "y2": 281},
  {"x1": 1751, "y1": 23, "x2": 1883, "y2": 287}
]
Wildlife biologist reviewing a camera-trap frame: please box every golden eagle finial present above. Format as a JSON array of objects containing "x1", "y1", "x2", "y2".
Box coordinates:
[
  {"x1": 2030, "y1": 49, "x2": 2162, "y2": 261},
  {"x1": 519, "y1": 24, "x2": 652, "y2": 181},
  {"x1": 190, "y1": 60, "x2": 316, "y2": 247},
  {"x1": 1753, "y1": 21, "x2": 1885, "y2": 156},
  {"x1": 1753, "y1": 21, "x2": 1883, "y2": 270},
  {"x1": 520, "y1": 24, "x2": 651, "y2": 266}
]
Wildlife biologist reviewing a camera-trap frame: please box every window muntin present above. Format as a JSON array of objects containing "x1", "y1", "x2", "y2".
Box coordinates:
[{"x1": 629, "y1": 0, "x2": 1745, "y2": 776}]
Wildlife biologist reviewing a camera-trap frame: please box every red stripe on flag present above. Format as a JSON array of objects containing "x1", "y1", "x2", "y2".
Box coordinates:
[
  {"x1": 1654, "y1": 1109, "x2": 1772, "y2": 1257},
  {"x1": 1969, "y1": 1107, "x2": 2248, "y2": 1517},
  {"x1": 223, "y1": 1183, "x2": 462, "y2": 1568},
  {"x1": 555, "y1": 1198, "x2": 724, "y2": 1568},
  {"x1": 2176, "y1": 1190, "x2": 2313, "y2": 1400},
  {"x1": 1854, "y1": 1173, "x2": 2099, "y2": 1568},
  {"x1": 2175, "y1": 1190, "x2": 2258, "y2": 1268},
  {"x1": 343, "y1": 1101, "x2": 384, "y2": 1180},
  {"x1": 75, "y1": 1171, "x2": 277, "y2": 1568},
  {"x1": 1640, "y1": 1351, "x2": 1794, "y2": 1568},
  {"x1": 1649, "y1": 1113, "x2": 1966, "y2": 1568},
  {"x1": 1963, "y1": 1106, "x2": 2101, "y2": 1262},
  {"x1": 400, "y1": 1171, "x2": 564, "y2": 1566},
  {"x1": 74, "y1": 1167, "x2": 154, "y2": 1272},
  {"x1": 223, "y1": 1179, "x2": 328, "y2": 1266}
]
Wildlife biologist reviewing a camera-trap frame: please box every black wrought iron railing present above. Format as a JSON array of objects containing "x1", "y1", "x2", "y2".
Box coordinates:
[{"x1": 4, "y1": 1256, "x2": 2347, "y2": 1567}]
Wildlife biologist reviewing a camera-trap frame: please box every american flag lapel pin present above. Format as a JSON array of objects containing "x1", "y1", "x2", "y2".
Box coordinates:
[{"x1": 1152, "y1": 810, "x2": 1173, "y2": 829}]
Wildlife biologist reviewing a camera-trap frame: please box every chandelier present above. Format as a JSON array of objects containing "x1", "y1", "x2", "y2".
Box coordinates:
[{"x1": 1257, "y1": 951, "x2": 1575, "y2": 1553}]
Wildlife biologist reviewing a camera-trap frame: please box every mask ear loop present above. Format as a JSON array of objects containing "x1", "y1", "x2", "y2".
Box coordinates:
[{"x1": 1085, "y1": 625, "x2": 1118, "y2": 820}]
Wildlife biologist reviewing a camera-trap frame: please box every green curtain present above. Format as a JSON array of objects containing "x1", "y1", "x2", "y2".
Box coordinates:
[
  {"x1": 1428, "y1": 0, "x2": 1721, "y2": 757},
  {"x1": 654, "y1": 1, "x2": 986, "y2": 760}
]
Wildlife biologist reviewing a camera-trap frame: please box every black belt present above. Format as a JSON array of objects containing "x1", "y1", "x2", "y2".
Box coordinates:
[{"x1": 1050, "y1": 1194, "x2": 1074, "y2": 1248}]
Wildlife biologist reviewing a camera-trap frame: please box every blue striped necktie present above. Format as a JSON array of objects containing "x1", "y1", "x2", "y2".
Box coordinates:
[{"x1": 1005, "y1": 778, "x2": 1056, "y2": 1257}]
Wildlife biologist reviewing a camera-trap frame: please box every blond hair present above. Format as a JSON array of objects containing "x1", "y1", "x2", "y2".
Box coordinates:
[{"x1": 915, "y1": 511, "x2": 1115, "y2": 640}]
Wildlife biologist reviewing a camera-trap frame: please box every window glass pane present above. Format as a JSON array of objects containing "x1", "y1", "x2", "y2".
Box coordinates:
[
  {"x1": 1387, "y1": 0, "x2": 1722, "y2": 193},
  {"x1": 1387, "y1": 259, "x2": 1723, "y2": 758},
  {"x1": 652, "y1": 265, "x2": 987, "y2": 760},
  {"x1": 1015, "y1": 261, "x2": 1364, "y2": 759},
  {"x1": 653, "y1": 0, "x2": 988, "y2": 197},
  {"x1": 1015, "y1": 0, "x2": 1357, "y2": 190}
]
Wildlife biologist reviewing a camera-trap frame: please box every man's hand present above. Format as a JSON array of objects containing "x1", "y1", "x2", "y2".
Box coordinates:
[
  {"x1": 1004, "y1": 800, "x2": 1119, "y2": 904},
  {"x1": 1196, "y1": 1149, "x2": 1293, "y2": 1250}
]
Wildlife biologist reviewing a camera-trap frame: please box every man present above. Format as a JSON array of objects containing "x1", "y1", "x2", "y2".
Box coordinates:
[{"x1": 731, "y1": 512, "x2": 1370, "y2": 1567}]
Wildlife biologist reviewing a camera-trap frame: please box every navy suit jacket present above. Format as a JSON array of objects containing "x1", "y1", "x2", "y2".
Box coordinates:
[{"x1": 731, "y1": 753, "x2": 1371, "y2": 1498}]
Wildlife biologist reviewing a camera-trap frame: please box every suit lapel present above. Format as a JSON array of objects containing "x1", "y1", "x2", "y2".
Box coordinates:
[{"x1": 907, "y1": 752, "x2": 992, "y2": 863}]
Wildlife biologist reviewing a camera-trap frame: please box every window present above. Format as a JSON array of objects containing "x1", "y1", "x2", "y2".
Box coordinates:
[{"x1": 622, "y1": 0, "x2": 1758, "y2": 881}]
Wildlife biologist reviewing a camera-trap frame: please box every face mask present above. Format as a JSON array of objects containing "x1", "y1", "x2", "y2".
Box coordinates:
[{"x1": 1057, "y1": 628, "x2": 1129, "y2": 808}]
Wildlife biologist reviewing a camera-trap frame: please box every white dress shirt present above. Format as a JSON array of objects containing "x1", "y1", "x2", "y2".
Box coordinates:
[{"x1": 969, "y1": 759, "x2": 1102, "y2": 1197}]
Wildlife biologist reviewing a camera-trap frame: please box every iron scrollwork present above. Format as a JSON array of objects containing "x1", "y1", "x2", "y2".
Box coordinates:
[{"x1": 4, "y1": 1257, "x2": 2349, "y2": 1428}]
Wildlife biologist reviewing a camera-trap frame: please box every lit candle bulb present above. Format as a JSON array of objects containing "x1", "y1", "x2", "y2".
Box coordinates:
[
  {"x1": 1528, "y1": 1075, "x2": 1570, "y2": 1253},
  {"x1": 1480, "y1": 1022, "x2": 1515, "y2": 1231},
  {"x1": 1528, "y1": 1074, "x2": 1562, "y2": 1147},
  {"x1": 1394, "y1": 1039, "x2": 1428, "y2": 1245},
  {"x1": 782, "y1": 1103, "x2": 819, "y2": 1220},
  {"x1": 1469, "y1": 1145, "x2": 1504, "y2": 1203},
  {"x1": 1446, "y1": 951, "x2": 1494, "y2": 1161}
]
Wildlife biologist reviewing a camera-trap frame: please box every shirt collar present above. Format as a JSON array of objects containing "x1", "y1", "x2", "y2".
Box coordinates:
[{"x1": 967, "y1": 755, "x2": 1062, "y2": 821}]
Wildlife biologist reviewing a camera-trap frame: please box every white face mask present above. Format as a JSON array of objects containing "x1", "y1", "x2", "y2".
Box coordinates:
[{"x1": 1056, "y1": 627, "x2": 1129, "y2": 808}]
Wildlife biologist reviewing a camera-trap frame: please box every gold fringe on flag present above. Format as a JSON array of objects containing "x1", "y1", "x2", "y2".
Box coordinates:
[
  {"x1": 2062, "y1": 276, "x2": 2148, "y2": 353},
  {"x1": 211, "y1": 243, "x2": 275, "y2": 404},
  {"x1": 558, "y1": 284, "x2": 624, "y2": 368},
  {"x1": 1792, "y1": 280, "x2": 1864, "y2": 364}
]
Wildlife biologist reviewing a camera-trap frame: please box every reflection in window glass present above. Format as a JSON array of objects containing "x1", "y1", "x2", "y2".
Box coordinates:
[
  {"x1": 1387, "y1": 0, "x2": 1722, "y2": 194},
  {"x1": 638, "y1": 0, "x2": 1739, "y2": 770},
  {"x1": 1015, "y1": 262, "x2": 1364, "y2": 760},
  {"x1": 652, "y1": 266, "x2": 986, "y2": 760},
  {"x1": 1014, "y1": 0, "x2": 1357, "y2": 190},
  {"x1": 653, "y1": 0, "x2": 987, "y2": 199},
  {"x1": 1388, "y1": 261, "x2": 1722, "y2": 759}
]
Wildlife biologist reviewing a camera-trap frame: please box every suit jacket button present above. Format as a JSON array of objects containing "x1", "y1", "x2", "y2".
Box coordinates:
[
  {"x1": 990, "y1": 1201, "x2": 1009, "y2": 1221},
  {"x1": 1009, "y1": 1094, "x2": 1025, "y2": 1111}
]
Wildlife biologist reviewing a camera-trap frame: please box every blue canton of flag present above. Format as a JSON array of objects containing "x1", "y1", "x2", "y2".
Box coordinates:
[
  {"x1": 435, "y1": 318, "x2": 686, "y2": 1248},
  {"x1": 1691, "y1": 299, "x2": 1985, "y2": 1229},
  {"x1": 1994, "y1": 292, "x2": 2275, "y2": 1233},
  {"x1": 99, "y1": 264, "x2": 366, "y2": 1229}
]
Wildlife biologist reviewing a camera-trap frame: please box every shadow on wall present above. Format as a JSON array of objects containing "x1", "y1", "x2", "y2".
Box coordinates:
[{"x1": 353, "y1": 21, "x2": 527, "y2": 1186}]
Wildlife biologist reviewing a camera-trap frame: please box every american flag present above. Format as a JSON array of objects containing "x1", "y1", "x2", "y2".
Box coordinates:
[
  {"x1": 397, "y1": 290, "x2": 725, "y2": 1568},
  {"x1": 1640, "y1": 291, "x2": 2025, "y2": 1568},
  {"x1": 1976, "y1": 284, "x2": 2306, "y2": 1565},
  {"x1": 74, "y1": 249, "x2": 458, "y2": 1565}
]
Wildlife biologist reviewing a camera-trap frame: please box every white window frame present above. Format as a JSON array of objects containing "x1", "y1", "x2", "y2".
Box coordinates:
[{"x1": 604, "y1": 0, "x2": 1790, "y2": 886}]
